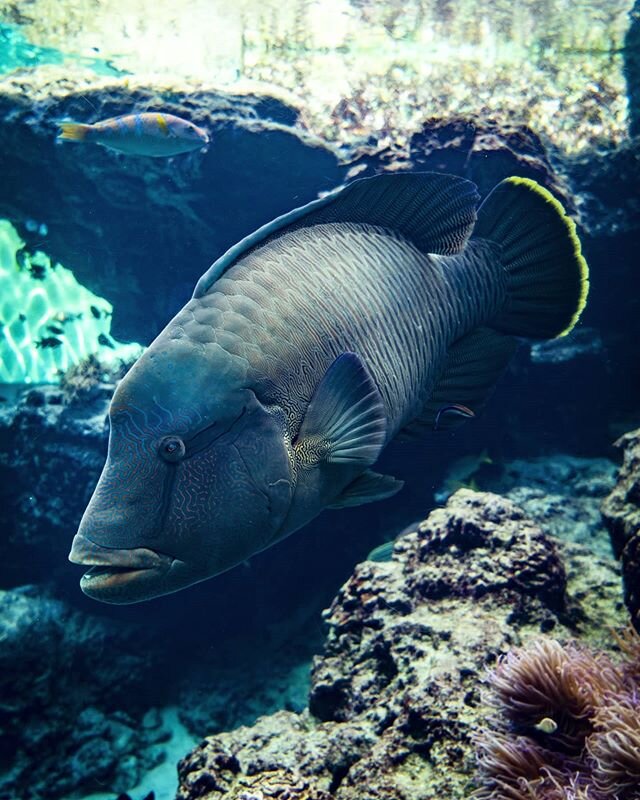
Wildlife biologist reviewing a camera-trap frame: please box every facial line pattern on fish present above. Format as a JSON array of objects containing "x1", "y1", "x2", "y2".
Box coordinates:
[
  {"x1": 70, "y1": 172, "x2": 588, "y2": 603},
  {"x1": 82, "y1": 398, "x2": 256, "y2": 570}
]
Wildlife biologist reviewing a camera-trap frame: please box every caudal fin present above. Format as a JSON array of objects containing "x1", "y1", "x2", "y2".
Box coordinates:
[
  {"x1": 57, "y1": 122, "x2": 91, "y2": 142},
  {"x1": 474, "y1": 176, "x2": 589, "y2": 339}
]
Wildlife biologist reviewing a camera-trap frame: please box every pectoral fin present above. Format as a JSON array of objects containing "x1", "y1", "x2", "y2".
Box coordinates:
[
  {"x1": 327, "y1": 469, "x2": 404, "y2": 509},
  {"x1": 295, "y1": 352, "x2": 387, "y2": 466}
]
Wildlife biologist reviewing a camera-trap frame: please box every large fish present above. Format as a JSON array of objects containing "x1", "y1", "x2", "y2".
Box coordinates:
[
  {"x1": 69, "y1": 172, "x2": 588, "y2": 603},
  {"x1": 57, "y1": 112, "x2": 209, "y2": 157}
]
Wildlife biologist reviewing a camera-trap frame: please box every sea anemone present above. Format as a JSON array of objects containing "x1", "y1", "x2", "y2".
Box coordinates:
[
  {"x1": 473, "y1": 633, "x2": 640, "y2": 799},
  {"x1": 587, "y1": 693, "x2": 640, "y2": 798},
  {"x1": 543, "y1": 772, "x2": 603, "y2": 800},
  {"x1": 487, "y1": 640, "x2": 624, "y2": 754},
  {"x1": 474, "y1": 731, "x2": 558, "y2": 800},
  {"x1": 612, "y1": 625, "x2": 640, "y2": 686}
]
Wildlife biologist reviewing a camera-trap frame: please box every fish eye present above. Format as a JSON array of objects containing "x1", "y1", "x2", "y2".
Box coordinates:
[{"x1": 159, "y1": 436, "x2": 185, "y2": 462}]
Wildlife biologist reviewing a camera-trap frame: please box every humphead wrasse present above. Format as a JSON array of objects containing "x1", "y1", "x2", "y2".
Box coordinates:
[{"x1": 69, "y1": 172, "x2": 588, "y2": 603}]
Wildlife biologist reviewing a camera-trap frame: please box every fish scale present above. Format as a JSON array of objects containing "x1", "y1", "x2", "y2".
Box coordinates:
[{"x1": 178, "y1": 221, "x2": 505, "y2": 441}]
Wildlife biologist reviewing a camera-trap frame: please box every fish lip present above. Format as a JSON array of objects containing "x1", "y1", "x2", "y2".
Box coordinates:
[
  {"x1": 196, "y1": 126, "x2": 210, "y2": 144},
  {"x1": 68, "y1": 532, "x2": 174, "y2": 573},
  {"x1": 79, "y1": 564, "x2": 168, "y2": 596},
  {"x1": 69, "y1": 533, "x2": 182, "y2": 601}
]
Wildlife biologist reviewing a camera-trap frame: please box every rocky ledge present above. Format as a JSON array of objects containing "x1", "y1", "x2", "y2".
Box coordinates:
[
  {"x1": 602, "y1": 427, "x2": 640, "y2": 633},
  {"x1": 177, "y1": 489, "x2": 625, "y2": 800}
]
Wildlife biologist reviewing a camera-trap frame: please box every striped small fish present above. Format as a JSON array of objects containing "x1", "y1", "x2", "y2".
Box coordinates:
[{"x1": 57, "y1": 112, "x2": 209, "y2": 157}]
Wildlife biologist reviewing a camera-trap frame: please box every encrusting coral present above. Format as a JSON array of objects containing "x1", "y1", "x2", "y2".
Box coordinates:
[
  {"x1": 59, "y1": 353, "x2": 134, "y2": 402},
  {"x1": 473, "y1": 627, "x2": 640, "y2": 800}
]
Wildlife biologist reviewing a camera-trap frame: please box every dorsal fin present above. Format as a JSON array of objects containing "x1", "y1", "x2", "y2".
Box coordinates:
[{"x1": 193, "y1": 172, "x2": 480, "y2": 297}]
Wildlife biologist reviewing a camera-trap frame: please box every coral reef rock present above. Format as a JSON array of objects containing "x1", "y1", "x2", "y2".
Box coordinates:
[
  {"x1": 454, "y1": 453, "x2": 617, "y2": 557},
  {"x1": 177, "y1": 489, "x2": 625, "y2": 800},
  {"x1": 0, "y1": 383, "x2": 111, "y2": 585},
  {"x1": 602, "y1": 427, "x2": 640, "y2": 633},
  {"x1": 0, "y1": 585, "x2": 169, "y2": 799}
]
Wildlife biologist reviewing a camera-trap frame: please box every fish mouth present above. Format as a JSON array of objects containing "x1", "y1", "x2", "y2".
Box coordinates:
[
  {"x1": 196, "y1": 127, "x2": 210, "y2": 146},
  {"x1": 68, "y1": 533, "x2": 176, "y2": 601}
]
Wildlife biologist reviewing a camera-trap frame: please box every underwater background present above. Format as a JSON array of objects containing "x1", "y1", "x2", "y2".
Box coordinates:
[{"x1": 1, "y1": 1, "x2": 639, "y2": 799}]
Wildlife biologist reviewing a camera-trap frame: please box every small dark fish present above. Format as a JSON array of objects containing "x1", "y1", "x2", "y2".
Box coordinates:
[
  {"x1": 433, "y1": 403, "x2": 476, "y2": 431},
  {"x1": 19, "y1": 313, "x2": 26, "y2": 322},
  {"x1": 47, "y1": 324, "x2": 64, "y2": 335},
  {"x1": 98, "y1": 333, "x2": 115, "y2": 349},
  {"x1": 366, "y1": 519, "x2": 425, "y2": 563},
  {"x1": 57, "y1": 112, "x2": 209, "y2": 157},
  {"x1": 28, "y1": 263, "x2": 47, "y2": 280},
  {"x1": 90, "y1": 305, "x2": 111, "y2": 319},
  {"x1": 366, "y1": 540, "x2": 395, "y2": 562},
  {"x1": 35, "y1": 336, "x2": 63, "y2": 349},
  {"x1": 0, "y1": 396, "x2": 7, "y2": 402}
]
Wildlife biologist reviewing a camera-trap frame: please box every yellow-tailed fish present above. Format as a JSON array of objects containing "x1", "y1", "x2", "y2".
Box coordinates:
[
  {"x1": 68, "y1": 172, "x2": 588, "y2": 604},
  {"x1": 57, "y1": 112, "x2": 209, "y2": 157}
]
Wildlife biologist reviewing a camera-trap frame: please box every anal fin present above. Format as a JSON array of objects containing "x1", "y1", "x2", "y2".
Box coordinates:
[
  {"x1": 327, "y1": 469, "x2": 404, "y2": 509},
  {"x1": 402, "y1": 327, "x2": 517, "y2": 437}
]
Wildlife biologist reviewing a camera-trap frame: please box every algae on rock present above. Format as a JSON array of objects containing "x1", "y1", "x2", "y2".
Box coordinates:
[{"x1": 177, "y1": 489, "x2": 627, "y2": 800}]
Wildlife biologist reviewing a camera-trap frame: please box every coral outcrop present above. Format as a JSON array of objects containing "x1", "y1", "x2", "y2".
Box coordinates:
[
  {"x1": 440, "y1": 453, "x2": 617, "y2": 557},
  {"x1": 0, "y1": 585, "x2": 169, "y2": 798},
  {"x1": 177, "y1": 489, "x2": 626, "y2": 800},
  {"x1": 602, "y1": 427, "x2": 640, "y2": 633},
  {"x1": 0, "y1": 383, "x2": 110, "y2": 585}
]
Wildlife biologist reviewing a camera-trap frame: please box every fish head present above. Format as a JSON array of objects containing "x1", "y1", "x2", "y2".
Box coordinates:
[
  {"x1": 69, "y1": 338, "x2": 294, "y2": 604},
  {"x1": 171, "y1": 117, "x2": 209, "y2": 148}
]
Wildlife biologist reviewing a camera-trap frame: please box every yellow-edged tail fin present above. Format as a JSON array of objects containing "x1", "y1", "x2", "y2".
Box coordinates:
[
  {"x1": 474, "y1": 176, "x2": 589, "y2": 339},
  {"x1": 57, "y1": 122, "x2": 92, "y2": 142}
]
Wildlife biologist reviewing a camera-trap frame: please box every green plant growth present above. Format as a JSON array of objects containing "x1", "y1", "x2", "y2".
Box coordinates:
[{"x1": 0, "y1": 219, "x2": 142, "y2": 384}]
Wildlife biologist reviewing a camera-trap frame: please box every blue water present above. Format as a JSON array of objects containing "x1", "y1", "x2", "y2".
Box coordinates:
[{"x1": 0, "y1": 22, "x2": 126, "y2": 76}]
